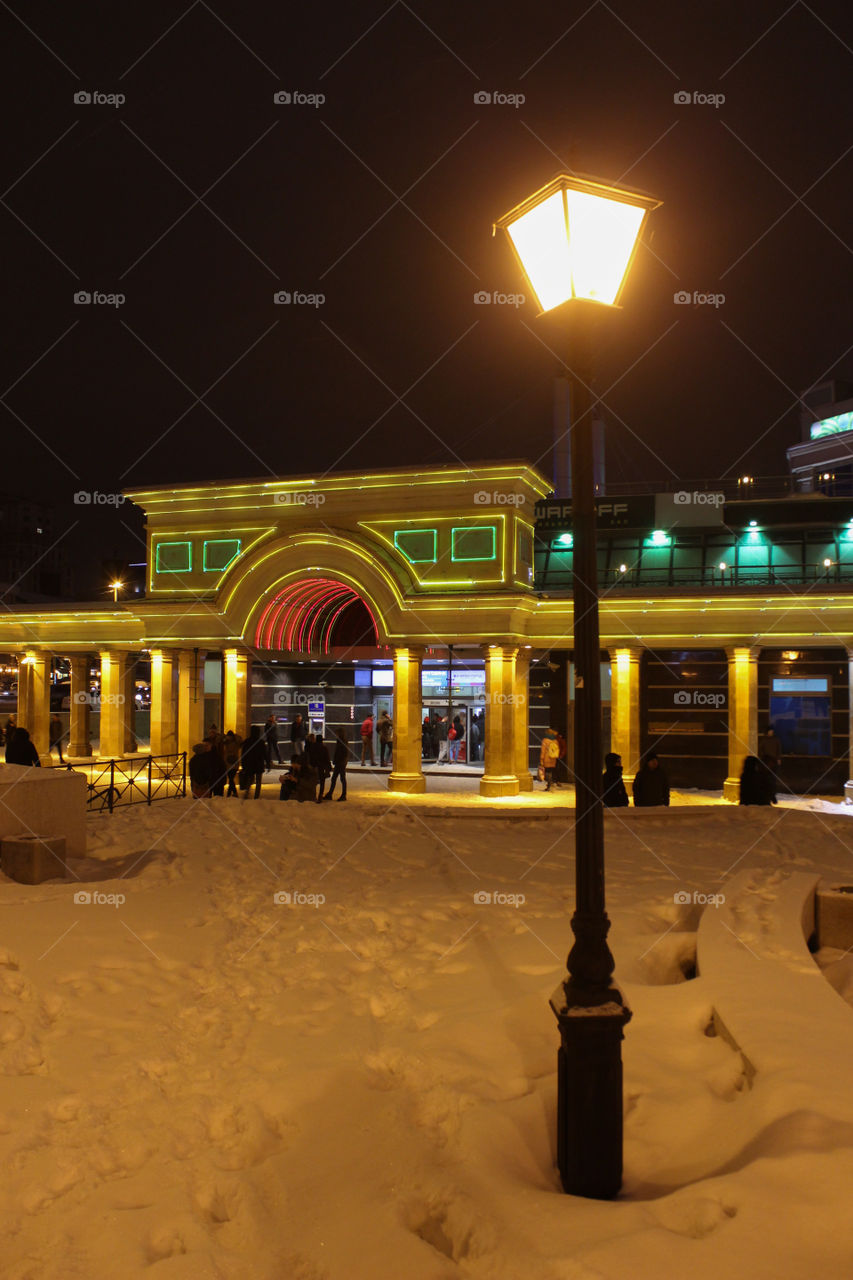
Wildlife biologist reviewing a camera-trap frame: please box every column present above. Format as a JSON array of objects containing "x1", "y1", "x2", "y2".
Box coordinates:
[
  {"x1": 122, "y1": 654, "x2": 138, "y2": 752},
  {"x1": 178, "y1": 649, "x2": 206, "y2": 756},
  {"x1": 848, "y1": 649, "x2": 853, "y2": 790},
  {"x1": 514, "y1": 647, "x2": 533, "y2": 791},
  {"x1": 16, "y1": 652, "x2": 31, "y2": 731},
  {"x1": 24, "y1": 650, "x2": 51, "y2": 761},
  {"x1": 610, "y1": 647, "x2": 644, "y2": 785},
  {"x1": 723, "y1": 646, "x2": 759, "y2": 801},
  {"x1": 149, "y1": 649, "x2": 179, "y2": 756},
  {"x1": 388, "y1": 645, "x2": 426, "y2": 793},
  {"x1": 222, "y1": 648, "x2": 253, "y2": 740},
  {"x1": 99, "y1": 650, "x2": 133, "y2": 759},
  {"x1": 480, "y1": 644, "x2": 520, "y2": 797},
  {"x1": 68, "y1": 654, "x2": 93, "y2": 757}
]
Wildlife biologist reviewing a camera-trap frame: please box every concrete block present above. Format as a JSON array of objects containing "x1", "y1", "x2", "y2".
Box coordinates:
[
  {"x1": 0, "y1": 764, "x2": 87, "y2": 856},
  {"x1": 1, "y1": 835, "x2": 67, "y2": 884},
  {"x1": 816, "y1": 887, "x2": 853, "y2": 950}
]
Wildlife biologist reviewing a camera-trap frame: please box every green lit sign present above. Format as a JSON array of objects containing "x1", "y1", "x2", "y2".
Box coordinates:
[
  {"x1": 394, "y1": 529, "x2": 437, "y2": 564},
  {"x1": 451, "y1": 526, "x2": 496, "y2": 562},
  {"x1": 155, "y1": 541, "x2": 192, "y2": 573},
  {"x1": 810, "y1": 412, "x2": 853, "y2": 440},
  {"x1": 203, "y1": 538, "x2": 241, "y2": 572}
]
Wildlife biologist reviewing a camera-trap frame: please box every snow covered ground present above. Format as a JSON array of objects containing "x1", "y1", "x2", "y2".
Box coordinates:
[{"x1": 2, "y1": 790, "x2": 853, "y2": 1279}]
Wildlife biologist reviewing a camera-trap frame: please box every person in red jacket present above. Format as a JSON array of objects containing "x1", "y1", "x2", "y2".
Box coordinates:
[{"x1": 360, "y1": 714, "x2": 375, "y2": 766}]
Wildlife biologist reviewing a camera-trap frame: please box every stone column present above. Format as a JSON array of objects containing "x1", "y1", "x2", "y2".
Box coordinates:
[
  {"x1": 222, "y1": 648, "x2": 253, "y2": 740},
  {"x1": 610, "y1": 647, "x2": 644, "y2": 785},
  {"x1": 178, "y1": 649, "x2": 206, "y2": 756},
  {"x1": 389, "y1": 645, "x2": 426, "y2": 793},
  {"x1": 99, "y1": 650, "x2": 133, "y2": 759},
  {"x1": 149, "y1": 649, "x2": 179, "y2": 756},
  {"x1": 16, "y1": 653, "x2": 32, "y2": 731},
  {"x1": 723, "y1": 646, "x2": 759, "y2": 801},
  {"x1": 480, "y1": 644, "x2": 520, "y2": 797},
  {"x1": 122, "y1": 654, "x2": 138, "y2": 752},
  {"x1": 24, "y1": 650, "x2": 51, "y2": 761},
  {"x1": 514, "y1": 647, "x2": 533, "y2": 791},
  {"x1": 68, "y1": 654, "x2": 93, "y2": 757},
  {"x1": 848, "y1": 649, "x2": 853, "y2": 790}
]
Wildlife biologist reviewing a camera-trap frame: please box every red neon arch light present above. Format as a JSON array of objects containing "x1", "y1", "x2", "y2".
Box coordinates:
[{"x1": 255, "y1": 578, "x2": 379, "y2": 653}]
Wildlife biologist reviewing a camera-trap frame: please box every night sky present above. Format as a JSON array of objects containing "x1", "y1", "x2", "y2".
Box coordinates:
[{"x1": 2, "y1": 1, "x2": 852, "y2": 595}]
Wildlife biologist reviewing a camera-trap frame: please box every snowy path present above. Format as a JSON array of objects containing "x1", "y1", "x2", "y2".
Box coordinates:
[{"x1": 1, "y1": 799, "x2": 852, "y2": 1278}]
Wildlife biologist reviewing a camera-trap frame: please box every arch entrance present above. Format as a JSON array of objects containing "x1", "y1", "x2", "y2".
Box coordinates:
[{"x1": 254, "y1": 577, "x2": 379, "y2": 654}]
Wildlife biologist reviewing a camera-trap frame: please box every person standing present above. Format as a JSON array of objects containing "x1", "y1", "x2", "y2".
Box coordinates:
[
  {"x1": 539, "y1": 727, "x2": 560, "y2": 790},
  {"x1": 739, "y1": 755, "x2": 775, "y2": 805},
  {"x1": 601, "y1": 752, "x2": 629, "y2": 807},
  {"x1": 632, "y1": 752, "x2": 670, "y2": 807},
  {"x1": 264, "y1": 714, "x2": 282, "y2": 770},
  {"x1": 312, "y1": 732, "x2": 331, "y2": 801},
  {"x1": 436, "y1": 715, "x2": 449, "y2": 764},
  {"x1": 468, "y1": 715, "x2": 480, "y2": 763},
  {"x1": 758, "y1": 724, "x2": 782, "y2": 792},
  {"x1": 360, "y1": 713, "x2": 375, "y2": 766},
  {"x1": 325, "y1": 728, "x2": 349, "y2": 801},
  {"x1": 223, "y1": 730, "x2": 242, "y2": 797},
  {"x1": 238, "y1": 725, "x2": 266, "y2": 800},
  {"x1": 5, "y1": 727, "x2": 40, "y2": 767},
  {"x1": 49, "y1": 714, "x2": 65, "y2": 764},
  {"x1": 290, "y1": 713, "x2": 307, "y2": 757},
  {"x1": 377, "y1": 711, "x2": 393, "y2": 766}
]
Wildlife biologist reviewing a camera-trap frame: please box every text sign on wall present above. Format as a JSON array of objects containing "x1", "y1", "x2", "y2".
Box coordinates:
[{"x1": 534, "y1": 496, "x2": 656, "y2": 529}]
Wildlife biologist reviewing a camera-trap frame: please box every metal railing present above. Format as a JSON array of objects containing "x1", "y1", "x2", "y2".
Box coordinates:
[{"x1": 49, "y1": 753, "x2": 187, "y2": 812}]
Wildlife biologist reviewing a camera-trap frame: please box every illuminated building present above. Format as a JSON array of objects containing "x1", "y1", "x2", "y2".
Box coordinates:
[{"x1": 1, "y1": 461, "x2": 852, "y2": 799}]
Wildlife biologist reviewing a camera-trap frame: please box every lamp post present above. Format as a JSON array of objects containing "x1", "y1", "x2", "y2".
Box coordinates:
[
  {"x1": 495, "y1": 173, "x2": 659, "y2": 1199},
  {"x1": 110, "y1": 580, "x2": 123, "y2": 603}
]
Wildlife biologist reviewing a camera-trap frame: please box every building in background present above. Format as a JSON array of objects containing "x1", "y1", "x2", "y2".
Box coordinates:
[{"x1": 0, "y1": 494, "x2": 75, "y2": 602}]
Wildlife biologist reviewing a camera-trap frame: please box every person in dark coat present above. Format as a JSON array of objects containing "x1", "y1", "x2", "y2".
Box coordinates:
[
  {"x1": 632, "y1": 752, "x2": 670, "y2": 807},
  {"x1": 223, "y1": 730, "x2": 242, "y2": 797},
  {"x1": 377, "y1": 711, "x2": 393, "y2": 766},
  {"x1": 189, "y1": 742, "x2": 219, "y2": 798},
  {"x1": 313, "y1": 732, "x2": 331, "y2": 802},
  {"x1": 239, "y1": 725, "x2": 266, "y2": 800},
  {"x1": 279, "y1": 757, "x2": 300, "y2": 801},
  {"x1": 49, "y1": 714, "x2": 65, "y2": 763},
  {"x1": 739, "y1": 755, "x2": 775, "y2": 805},
  {"x1": 5, "y1": 727, "x2": 40, "y2": 767},
  {"x1": 324, "y1": 728, "x2": 349, "y2": 801},
  {"x1": 264, "y1": 714, "x2": 282, "y2": 770},
  {"x1": 296, "y1": 758, "x2": 318, "y2": 803},
  {"x1": 601, "y1": 752, "x2": 629, "y2": 807},
  {"x1": 290, "y1": 713, "x2": 307, "y2": 757}
]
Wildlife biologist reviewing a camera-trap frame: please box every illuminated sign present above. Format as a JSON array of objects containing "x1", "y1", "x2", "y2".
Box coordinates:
[
  {"x1": 535, "y1": 496, "x2": 655, "y2": 529},
  {"x1": 771, "y1": 677, "x2": 829, "y2": 694},
  {"x1": 810, "y1": 412, "x2": 853, "y2": 440}
]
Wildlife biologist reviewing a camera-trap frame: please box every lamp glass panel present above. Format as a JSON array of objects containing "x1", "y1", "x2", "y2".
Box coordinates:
[
  {"x1": 505, "y1": 191, "x2": 573, "y2": 311},
  {"x1": 565, "y1": 191, "x2": 646, "y2": 305}
]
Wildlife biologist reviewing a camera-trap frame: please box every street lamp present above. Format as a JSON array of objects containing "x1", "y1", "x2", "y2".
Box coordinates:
[
  {"x1": 495, "y1": 172, "x2": 660, "y2": 1199},
  {"x1": 110, "y1": 580, "x2": 123, "y2": 603}
]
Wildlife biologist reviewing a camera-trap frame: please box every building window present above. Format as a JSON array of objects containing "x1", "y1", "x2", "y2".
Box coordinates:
[
  {"x1": 155, "y1": 541, "x2": 192, "y2": 573},
  {"x1": 394, "y1": 529, "x2": 437, "y2": 564},
  {"x1": 451, "y1": 526, "x2": 496, "y2": 562},
  {"x1": 202, "y1": 538, "x2": 241, "y2": 572}
]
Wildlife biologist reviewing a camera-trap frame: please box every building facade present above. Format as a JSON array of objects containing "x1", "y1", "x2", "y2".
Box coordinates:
[{"x1": 2, "y1": 461, "x2": 853, "y2": 800}]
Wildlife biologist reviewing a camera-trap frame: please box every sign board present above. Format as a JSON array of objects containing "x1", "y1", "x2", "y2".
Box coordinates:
[{"x1": 535, "y1": 496, "x2": 656, "y2": 530}]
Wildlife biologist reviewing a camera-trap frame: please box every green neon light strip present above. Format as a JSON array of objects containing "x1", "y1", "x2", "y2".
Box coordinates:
[
  {"x1": 393, "y1": 528, "x2": 437, "y2": 564},
  {"x1": 451, "y1": 526, "x2": 497, "y2": 562},
  {"x1": 202, "y1": 538, "x2": 242, "y2": 572},
  {"x1": 155, "y1": 540, "x2": 192, "y2": 573}
]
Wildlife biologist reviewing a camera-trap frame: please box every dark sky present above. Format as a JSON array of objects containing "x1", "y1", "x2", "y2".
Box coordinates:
[{"x1": 2, "y1": 1, "x2": 852, "y2": 593}]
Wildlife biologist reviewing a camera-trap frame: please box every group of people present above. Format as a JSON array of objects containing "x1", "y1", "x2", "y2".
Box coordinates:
[
  {"x1": 2, "y1": 713, "x2": 67, "y2": 765},
  {"x1": 421, "y1": 710, "x2": 483, "y2": 763},
  {"x1": 357, "y1": 712, "x2": 394, "y2": 767},
  {"x1": 189, "y1": 718, "x2": 352, "y2": 803},
  {"x1": 600, "y1": 751, "x2": 670, "y2": 807},
  {"x1": 597, "y1": 725, "x2": 784, "y2": 808}
]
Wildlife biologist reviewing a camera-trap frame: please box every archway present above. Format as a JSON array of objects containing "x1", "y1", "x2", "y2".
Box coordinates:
[{"x1": 254, "y1": 577, "x2": 379, "y2": 654}]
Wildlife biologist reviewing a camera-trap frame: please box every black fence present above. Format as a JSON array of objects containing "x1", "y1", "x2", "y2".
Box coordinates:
[{"x1": 50, "y1": 753, "x2": 187, "y2": 812}]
